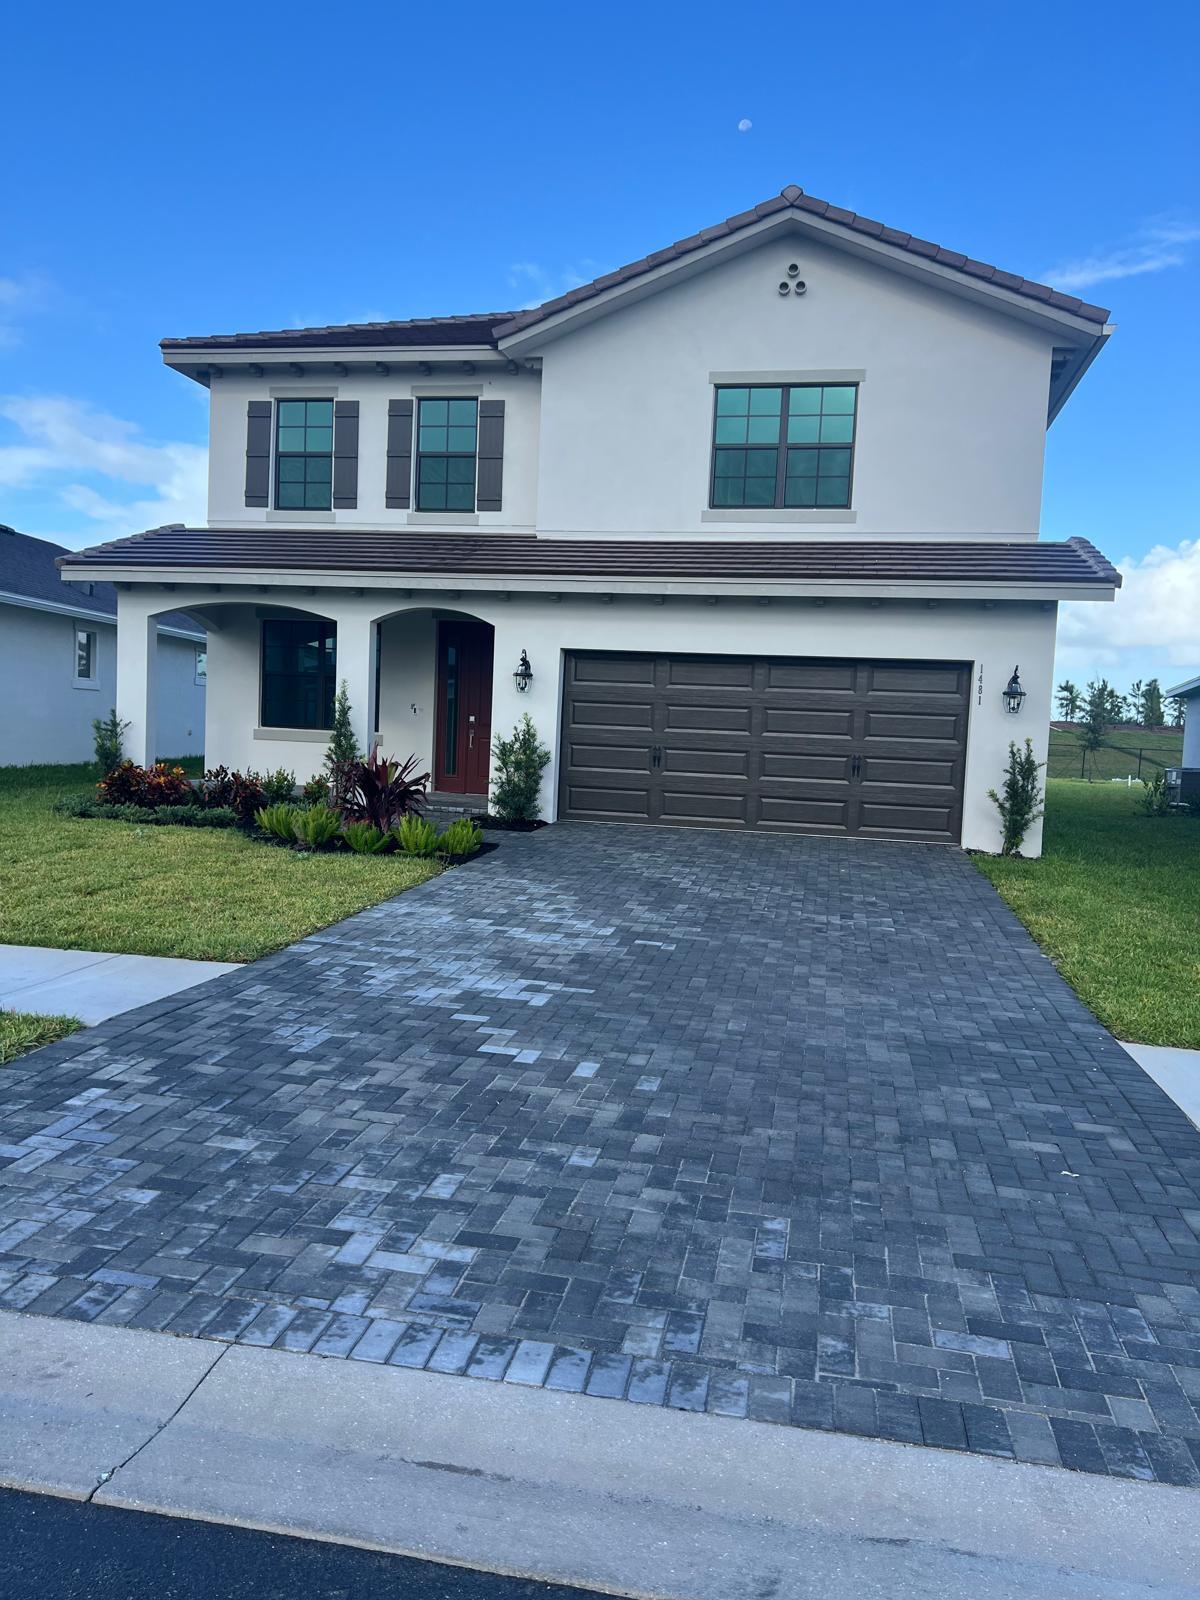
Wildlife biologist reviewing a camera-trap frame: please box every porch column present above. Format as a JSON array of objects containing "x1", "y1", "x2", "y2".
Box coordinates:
[
  {"x1": 115, "y1": 593, "x2": 158, "y2": 767},
  {"x1": 335, "y1": 612, "x2": 378, "y2": 756}
]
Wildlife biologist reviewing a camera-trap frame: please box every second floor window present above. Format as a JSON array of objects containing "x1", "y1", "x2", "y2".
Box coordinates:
[
  {"x1": 417, "y1": 398, "x2": 477, "y2": 511},
  {"x1": 276, "y1": 399, "x2": 333, "y2": 510},
  {"x1": 711, "y1": 383, "x2": 858, "y2": 510}
]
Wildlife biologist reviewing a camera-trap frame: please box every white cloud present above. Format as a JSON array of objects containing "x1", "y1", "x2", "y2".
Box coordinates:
[
  {"x1": 1045, "y1": 218, "x2": 1200, "y2": 292},
  {"x1": 1056, "y1": 538, "x2": 1200, "y2": 686},
  {"x1": 0, "y1": 274, "x2": 51, "y2": 350},
  {"x1": 737, "y1": 118, "x2": 752, "y2": 133},
  {"x1": 506, "y1": 260, "x2": 601, "y2": 310},
  {"x1": 0, "y1": 395, "x2": 206, "y2": 543}
]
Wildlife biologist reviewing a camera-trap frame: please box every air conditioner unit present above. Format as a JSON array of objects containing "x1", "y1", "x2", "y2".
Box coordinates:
[{"x1": 1164, "y1": 767, "x2": 1200, "y2": 805}]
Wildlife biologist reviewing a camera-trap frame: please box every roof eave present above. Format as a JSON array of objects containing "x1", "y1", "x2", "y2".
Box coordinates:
[
  {"x1": 496, "y1": 209, "x2": 1110, "y2": 357},
  {"x1": 55, "y1": 561, "x2": 1119, "y2": 605},
  {"x1": 161, "y1": 345, "x2": 512, "y2": 386}
]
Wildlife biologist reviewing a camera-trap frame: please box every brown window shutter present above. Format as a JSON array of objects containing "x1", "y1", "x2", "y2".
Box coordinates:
[
  {"x1": 476, "y1": 399, "x2": 505, "y2": 512},
  {"x1": 386, "y1": 399, "x2": 414, "y2": 509},
  {"x1": 245, "y1": 400, "x2": 273, "y2": 507},
  {"x1": 333, "y1": 400, "x2": 360, "y2": 509}
]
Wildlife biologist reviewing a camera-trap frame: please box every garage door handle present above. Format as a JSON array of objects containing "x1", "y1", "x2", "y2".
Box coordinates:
[
  {"x1": 652, "y1": 745, "x2": 663, "y2": 768},
  {"x1": 851, "y1": 754, "x2": 861, "y2": 777}
]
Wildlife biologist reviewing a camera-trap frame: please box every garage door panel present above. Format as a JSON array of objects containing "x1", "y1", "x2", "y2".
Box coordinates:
[
  {"x1": 663, "y1": 747, "x2": 750, "y2": 778},
  {"x1": 563, "y1": 784, "x2": 654, "y2": 819},
  {"x1": 666, "y1": 657, "x2": 754, "y2": 689},
  {"x1": 559, "y1": 652, "x2": 968, "y2": 842},
  {"x1": 766, "y1": 662, "x2": 857, "y2": 692},
  {"x1": 866, "y1": 665, "x2": 966, "y2": 695},
  {"x1": 863, "y1": 756, "x2": 957, "y2": 786},
  {"x1": 661, "y1": 789, "x2": 750, "y2": 823},
  {"x1": 570, "y1": 743, "x2": 653, "y2": 774},
  {"x1": 763, "y1": 708, "x2": 854, "y2": 737},
  {"x1": 761, "y1": 752, "x2": 849, "y2": 781},
  {"x1": 570, "y1": 655, "x2": 656, "y2": 686},
  {"x1": 866, "y1": 711, "x2": 961, "y2": 741},
  {"x1": 570, "y1": 699, "x2": 654, "y2": 730},
  {"x1": 665, "y1": 703, "x2": 752, "y2": 733}
]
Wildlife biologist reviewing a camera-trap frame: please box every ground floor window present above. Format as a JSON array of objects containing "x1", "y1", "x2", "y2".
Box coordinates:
[
  {"x1": 260, "y1": 619, "x2": 336, "y2": 729},
  {"x1": 73, "y1": 627, "x2": 98, "y2": 684}
]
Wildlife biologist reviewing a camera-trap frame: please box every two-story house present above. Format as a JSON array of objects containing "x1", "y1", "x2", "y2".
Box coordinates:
[{"x1": 59, "y1": 185, "x2": 1119, "y2": 855}]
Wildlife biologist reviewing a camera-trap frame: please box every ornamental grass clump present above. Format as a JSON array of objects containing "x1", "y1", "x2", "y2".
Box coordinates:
[
  {"x1": 292, "y1": 805, "x2": 343, "y2": 849},
  {"x1": 437, "y1": 816, "x2": 483, "y2": 858},
  {"x1": 988, "y1": 738, "x2": 1045, "y2": 856},
  {"x1": 256, "y1": 802, "x2": 300, "y2": 842},
  {"x1": 342, "y1": 820, "x2": 389, "y2": 854},
  {"x1": 394, "y1": 814, "x2": 441, "y2": 858}
]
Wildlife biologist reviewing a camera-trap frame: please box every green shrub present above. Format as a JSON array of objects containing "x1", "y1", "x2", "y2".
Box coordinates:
[
  {"x1": 301, "y1": 773, "x2": 331, "y2": 805},
  {"x1": 256, "y1": 802, "x2": 300, "y2": 841},
  {"x1": 1139, "y1": 770, "x2": 1171, "y2": 816},
  {"x1": 293, "y1": 804, "x2": 342, "y2": 849},
  {"x1": 92, "y1": 708, "x2": 129, "y2": 774},
  {"x1": 490, "y1": 713, "x2": 551, "y2": 822},
  {"x1": 260, "y1": 768, "x2": 297, "y2": 804},
  {"x1": 200, "y1": 766, "x2": 267, "y2": 822},
  {"x1": 99, "y1": 761, "x2": 193, "y2": 809},
  {"x1": 438, "y1": 816, "x2": 483, "y2": 858},
  {"x1": 324, "y1": 682, "x2": 360, "y2": 802},
  {"x1": 342, "y1": 820, "x2": 389, "y2": 854},
  {"x1": 394, "y1": 813, "x2": 441, "y2": 857},
  {"x1": 55, "y1": 798, "x2": 237, "y2": 827},
  {"x1": 988, "y1": 738, "x2": 1045, "y2": 856}
]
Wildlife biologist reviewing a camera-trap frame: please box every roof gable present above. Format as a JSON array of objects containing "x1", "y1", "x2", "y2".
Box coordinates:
[{"x1": 496, "y1": 186, "x2": 1110, "y2": 354}]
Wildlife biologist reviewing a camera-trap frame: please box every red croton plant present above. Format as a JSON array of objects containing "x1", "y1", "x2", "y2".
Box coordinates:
[
  {"x1": 340, "y1": 746, "x2": 430, "y2": 832},
  {"x1": 98, "y1": 761, "x2": 190, "y2": 809}
]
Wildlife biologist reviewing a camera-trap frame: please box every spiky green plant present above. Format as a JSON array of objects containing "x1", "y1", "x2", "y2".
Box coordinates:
[
  {"x1": 342, "y1": 820, "x2": 389, "y2": 854},
  {"x1": 394, "y1": 813, "x2": 441, "y2": 857}
]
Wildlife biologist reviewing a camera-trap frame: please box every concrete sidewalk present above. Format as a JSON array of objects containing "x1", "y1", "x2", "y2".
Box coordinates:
[
  {"x1": 1125, "y1": 1042, "x2": 1200, "y2": 1130},
  {"x1": 0, "y1": 1311, "x2": 1196, "y2": 1600},
  {"x1": 0, "y1": 944, "x2": 236, "y2": 1025}
]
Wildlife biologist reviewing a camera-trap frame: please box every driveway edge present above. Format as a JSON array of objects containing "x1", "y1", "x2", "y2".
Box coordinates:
[{"x1": 1, "y1": 1311, "x2": 1197, "y2": 1598}]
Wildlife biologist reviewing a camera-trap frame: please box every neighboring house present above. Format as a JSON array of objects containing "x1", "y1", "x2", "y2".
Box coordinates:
[
  {"x1": 1164, "y1": 675, "x2": 1198, "y2": 803},
  {"x1": 1, "y1": 527, "x2": 206, "y2": 765},
  {"x1": 60, "y1": 184, "x2": 1120, "y2": 854}
]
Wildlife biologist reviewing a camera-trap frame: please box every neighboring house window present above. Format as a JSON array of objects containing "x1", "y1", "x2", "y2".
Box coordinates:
[
  {"x1": 275, "y1": 399, "x2": 334, "y2": 510},
  {"x1": 260, "y1": 619, "x2": 336, "y2": 729},
  {"x1": 416, "y1": 398, "x2": 477, "y2": 511},
  {"x1": 194, "y1": 647, "x2": 207, "y2": 685},
  {"x1": 710, "y1": 384, "x2": 858, "y2": 509},
  {"x1": 74, "y1": 627, "x2": 98, "y2": 685}
]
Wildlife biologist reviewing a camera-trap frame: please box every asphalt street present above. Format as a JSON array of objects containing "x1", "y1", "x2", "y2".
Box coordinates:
[{"x1": 0, "y1": 1489, "x2": 598, "y2": 1600}]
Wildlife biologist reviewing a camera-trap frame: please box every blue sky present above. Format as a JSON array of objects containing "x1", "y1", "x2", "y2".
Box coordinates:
[{"x1": 2, "y1": 0, "x2": 1196, "y2": 690}]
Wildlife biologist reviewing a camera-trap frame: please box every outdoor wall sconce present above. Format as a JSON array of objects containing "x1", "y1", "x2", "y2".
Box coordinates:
[
  {"x1": 1003, "y1": 666, "x2": 1026, "y2": 715},
  {"x1": 513, "y1": 650, "x2": 533, "y2": 693}
]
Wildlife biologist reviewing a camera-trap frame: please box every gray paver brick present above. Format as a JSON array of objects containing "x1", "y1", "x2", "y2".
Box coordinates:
[{"x1": 2, "y1": 823, "x2": 1199, "y2": 1484}]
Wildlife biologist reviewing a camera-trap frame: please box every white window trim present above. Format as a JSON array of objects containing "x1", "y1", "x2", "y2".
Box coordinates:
[
  {"x1": 72, "y1": 626, "x2": 99, "y2": 690},
  {"x1": 194, "y1": 646, "x2": 208, "y2": 686}
]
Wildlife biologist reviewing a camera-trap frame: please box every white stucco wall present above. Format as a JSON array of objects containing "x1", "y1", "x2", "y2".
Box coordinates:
[
  {"x1": 533, "y1": 237, "x2": 1056, "y2": 538},
  {"x1": 115, "y1": 584, "x2": 1058, "y2": 855},
  {"x1": 0, "y1": 606, "x2": 117, "y2": 764},
  {"x1": 207, "y1": 368, "x2": 540, "y2": 530},
  {"x1": 155, "y1": 633, "x2": 207, "y2": 757},
  {"x1": 0, "y1": 604, "x2": 205, "y2": 766},
  {"x1": 198, "y1": 235, "x2": 1058, "y2": 542}
]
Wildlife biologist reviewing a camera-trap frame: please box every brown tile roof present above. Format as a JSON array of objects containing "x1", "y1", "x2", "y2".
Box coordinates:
[
  {"x1": 59, "y1": 527, "x2": 1121, "y2": 590},
  {"x1": 160, "y1": 314, "x2": 516, "y2": 352},
  {"x1": 158, "y1": 186, "x2": 1109, "y2": 353},
  {"x1": 496, "y1": 186, "x2": 1111, "y2": 336}
]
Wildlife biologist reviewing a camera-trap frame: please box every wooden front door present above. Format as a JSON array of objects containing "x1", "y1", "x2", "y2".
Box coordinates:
[{"x1": 435, "y1": 620, "x2": 494, "y2": 793}]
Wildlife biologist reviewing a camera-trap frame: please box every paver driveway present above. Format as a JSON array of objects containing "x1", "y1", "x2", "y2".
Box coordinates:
[{"x1": 3, "y1": 825, "x2": 1200, "y2": 1485}]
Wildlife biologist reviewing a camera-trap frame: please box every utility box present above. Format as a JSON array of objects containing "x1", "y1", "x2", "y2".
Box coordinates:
[{"x1": 1164, "y1": 767, "x2": 1200, "y2": 806}]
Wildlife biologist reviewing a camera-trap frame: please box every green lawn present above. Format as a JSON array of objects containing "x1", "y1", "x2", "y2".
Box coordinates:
[
  {"x1": 0, "y1": 763, "x2": 443, "y2": 964},
  {"x1": 1047, "y1": 726, "x2": 1182, "y2": 782},
  {"x1": 975, "y1": 780, "x2": 1200, "y2": 1048},
  {"x1": 0, "y1": 1009, "x2": 82, "y2": 1065}
]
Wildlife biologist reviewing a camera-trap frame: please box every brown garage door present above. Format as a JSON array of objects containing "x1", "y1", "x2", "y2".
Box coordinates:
[{"x1": 559, "y1": 652, "x2": 970, "y2": 842}]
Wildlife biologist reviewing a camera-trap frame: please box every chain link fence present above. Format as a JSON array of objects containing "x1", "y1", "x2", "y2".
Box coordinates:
[{"x1": 1047, "y1": 739, "x2": 1181, "y2": 782}]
